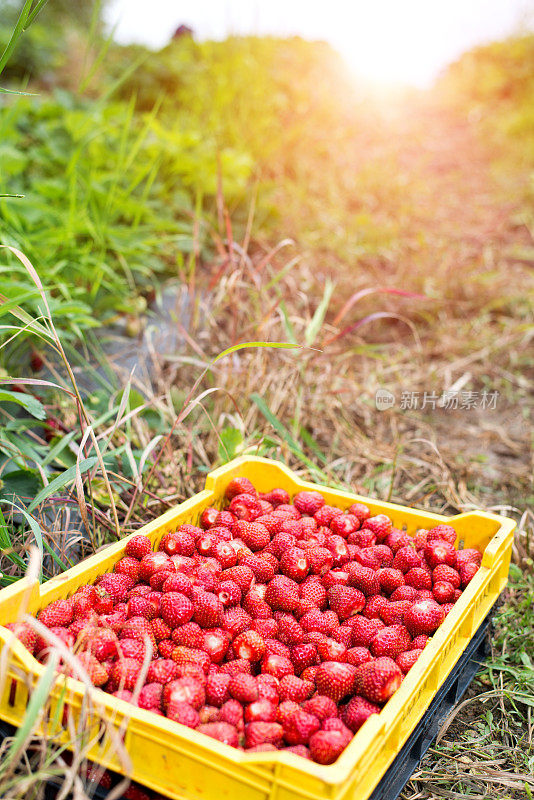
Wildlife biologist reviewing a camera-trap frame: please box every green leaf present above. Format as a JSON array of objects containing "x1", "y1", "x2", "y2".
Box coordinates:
[
  {"x1": 218, "y1": 427, "x2": 244, "y2": 462},
  {"x1": 27, "y1": 456, "x2": 99, "y2": 513},
  {"x1": 0, "y1": 468, "x2": 41, "y2": 504},
  {"x1": 305, "y1": 280, "x2": 334, "y2": 346},
  {"x1": 213, "y1": 341, "x2": 300, "y2": 363},
  {"x1": 0, "y1": 390, "x2": 46, "y2": 420}
]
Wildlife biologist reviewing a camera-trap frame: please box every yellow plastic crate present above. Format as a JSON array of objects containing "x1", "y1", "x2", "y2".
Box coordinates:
[{"x1": 0, "y1": 456, "x2": 515, "y2": 800}]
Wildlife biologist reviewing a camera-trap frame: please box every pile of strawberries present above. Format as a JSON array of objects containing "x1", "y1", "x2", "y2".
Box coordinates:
[{"x1": 6, "y1": 478, "x2": 482, "y2": 766}]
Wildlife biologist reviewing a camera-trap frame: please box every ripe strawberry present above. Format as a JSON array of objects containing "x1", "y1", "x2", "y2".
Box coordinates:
[
  {"x1": 322, "y1": 569, "x2": 350, "y2": 589},
  {"x1": 327, "y1": 585, "x2": 365, "y2": 620},
  {"x1": 138, "y1": 682, "x2": 163, "y2": 711},
  {"x1": 110, "y1": 658, "x2": 143, "y2": 691},
  {"x1": 160, "y1": 593, "x2": 193, "y2": 628},
  {"x1": 341, "y1": 695, "x2": 380, "y2": 732},
  {"x1": 385, "y1": 530, "x2": 413, "y2": 553},
  {"x1": 203, "y1": 630, "x2": 230, "y2": 663},
  {"x1": 200, "y1": 507, "x2": 220, "y2": 529},
  {"x1": 413, "y1": 529, "x2": 428, "y2": 550},
  {"x1": 432, "y1": 564, "x2": 461, "y2": 589},
  {"x1": 38, "y1": 599, "x2": 73, "y2": 628},
  {"x1": 348, "y1": 503, "x2": 371, "y2": 523},
  {"x1": 405, "y1": 567, "x2": 433, "y2": 590},
  {"x1": 219, "y1": 699, "x2": 245, "y2": 728},
  {"x1": 199, "y1": 706, "x2": 221, "y2": 724},
  {"x1": 229, "y1": 673, "x2": 259, "y2": 703},
  {"x1": 317, "y1": 638, "x2": 347, "y2": 662},
  {"x1": 225, "y1": 477, "x2": 257, "y2": 500},
  {"x1": 330, "y1": 514, "x2": 360, "y2": 538},
  {"x1": 326, "y1": 535, "x2": 350, "y2": 567},
  {"x1": 455, "y1": 548, "x2": 482, "y2": 567},
  {"x1": 279, "y1": 676, "x2": 314, "y2": 705},
  {"x1": 306, "y1": 547, "x2": 333, "y2": 576},
  {"x1": 171, "y1": 645, "x2": 211, "y2": 674},
  {"x1": 433, "y1": 580, "x2": 456, "y2": 604},
  {"x1": 233, "y1": 630, "x2": 266, "y2": 662},
  {"x1": 300, "y1": 578, "x2": 328, "y2": 608},
  {"x1": 314, "y1": 505, "x2": 342, "y2": 527},
  {"x1": 260, "y1": 487, "x2": 290, "y2": 507},
  {"x1": 125, "y1": 596, "x2": 155, "y2": 621},
  {"x1": 244, "y1": 721, "x2": 284, "y2": 748},
  {"x1": 346, "y1": 646, "x2": 373, "y2": 667},
  {"x1": 193, "y1": 592, "x2": 223, "y2": 628},
  {"x1": 245, "y1": 699, "x2": 278, "y2": 723},
  {"x1": 285, "y1": 744, "x2": 311, "y2": 759},
  {"x1": 265, "y1": 575, "x2": 300, "y2": 612},
  {"x1": 424, "y1": 540, "x2": 456, "y2": 569},
  {"x1": 222, "y1": 607, "x2": 253, "y2": 638},
  {"x1": 252, "y1": 617, "x2": 278, "y2": 639},
  {"x1": 380, "y1": 600, "x2": 411, "y2": 625},
  {"x1": 166, "y1": 700, "x2": 200, "y2": 728},
  {"x1": 197, "y1": 722, "x2": 239, "y2": 747},
  {"x1": 283, "y1": 709, "x2": 321, "y2": 745},
  {"x1": 220, "y1": 565, "x2": 255, "y2": 592},
  {"x1": 70, "y1": 652, "x2": 109, "y2": 686},
  {"x1": 396, "y1": 648, "x2": 423, "y2": 673},
  {"x1": 442, "y1": 603, "x2": 455, "y2": 616},
  {"x1": 171, "y1": 622, "x2": 204, "y2": 649},
  {"x1": 264, "y1": 638, "x2": 291, "y2": 659},
  {"x1": 299, "y1": 610, "x2": 335, "y2": 635},
  {"x1": 5, "y1": 622, "x2": 37, "y2": 655},
  {"x1": 206, "y1": 672, "x2": 231, "y2": 706},
  {"x1": 392, "y1": 546, "x2": 421, "y2": 574},
  {"x1": 115, "y1": 556, "x2": 140, "y2": 582},
  {"x1": 274, "y1": 503, "x2": 301, "y2": 520},
  {"x1": 309, "y1": 730, "x2": 348, "y2": 764},
  {"x1": 293, "y1": 491, "x2": 325, "y2": 516},
  {"x1": 239, "y1": 554, "x2": 274, "y2": 583},
  {"x1": 261, "y1": 653, "x2": 294, "y2": 679},
  {"x1": 229, "y1": 493, "x2": 262, "y2": 522},
  {"x1": 376, "y1": 568, "x2": 404, "y2": 595},
  {"x1": 160, "y1": 530, "x2": 196, "y2": 557},
  {"x1": 427, "y1": 525, "x2": 457, "y2": 546},
  {"x1": 404, "y1": 599, "x2": 445, "y2": 636},
  {"x1": 411, "y1": 634, "x2": 429, "y2": 650},
  {"x1": 90, "y1": 629, "x2": 118, "y2": 661},
  {"x1": 118, "y1": 637, "x2": 151, "y2": 662},
  {"x1": 315, "y1": 662, "x2": 356, "y2": 702},
  {"x1": 125, "y1": 535, "x2": 152, "y2": 560},
  {"x1": 459, "y1": 561, "x2": 479, "y2": 587},
  {"x1": 390, "y1": 585, "x2": 418, "y2": 602},
  {"x1": 416, "y1": 589, "x2": 434, "y2": 600},
  {"x1": 362, "y1": 515, "x2": 392, "y2": 542},
  {"x1": 357, "y1": 657, "x2": 403, "y2": 704},
  {"x1": 146, "y1": 659, "x2": 181, "y2": 683},
  {"x1": 331, "y1": 624, "x2": 353, "y2": 647},
  {"x1": 370, "y1": 624, "x2": 411, "y2": 659},
  {"x1": 279, "y1": 548, "x2": 309, "y2": 582},
  {"x1": 348, "y1": 530, "x2": 376, "y2": 548},
  {"x1": 120, "y1": 616, "x2": 156, "y2": 646},
  {"x1": 138, "y1": 552, "x2": 171, "y2": 583},
  {"x1": 158, "y1": 639, "x2": 175, "y2": 659},
  {"x1": 163, "y1": 677, "x2": 205, "y2": 710},
  {"x1": 290, "y1": 643, "x2": 318, "y2": 674}
]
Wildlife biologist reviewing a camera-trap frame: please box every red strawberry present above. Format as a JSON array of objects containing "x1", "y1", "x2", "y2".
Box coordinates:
[
  {"x1": 283, "y1": 709, "x2": 321, "y2": 745},
  {"x1": 222, "y1": 607, "x2": 253, "y2": 638},
  {"x1": 220, "y1": 566, "x2": 254, "y2": 592},
  {"x1": 160, "y1": 530, "x2": 196, "y2": 557},
  {"x1": 118, "y1": 637, "x2": 151, "y2": 662},
  {"x1": 260, "y1": 488, "x2": 290, "y2": 507},
  {"x1": 293, "y1": 491, "x2": 325, "y2": 516},
  {"x1": 197, "y1": 722, "x2": 239, "y2": 747},
  {"x1": 229, "y1": 493, "x2": 262, "y2": 522},
  {"x1": 345, "y1": 646, "x2": 373, "y2": 667},
  {"x1": 309, "y1": 730, "x2": 348, "y2": 764},
  {"x1": 206, "y1": 672, "x2": 231, "y2": 706},
  {"x1": 278, "y1": 674, "x2": 314, "y2": 703},
  {"x1": 138, "y1": 552, "x2": 171, "y2": 582},
  {"x1": 110, "y1": 658, "x2": 143, "y2": 691},
  {"x1": 199, "y1": 706, "x2": 221, "y2": 724},
  {"x1": 413, "y1": 529, "x2": 429, "y2": 550},
  {"x1": 362, "y1": 515, "x2": 392, "y2": 542},
  {"x1": 203, "y1": 630, "x2": 230, "y2": 663},
  {"x1": 90, "y1": 629, "x2": 119, "y2": 661},
  {"x1": 385, "y1": 530, "x2": 413, "y2": 553},
  {"x1": 315, "y1": 662, "x2": 357, "y2": 702},
  {"x1": 290, "y1": 643, "x2": 318, "y2": 674},
  {"x1": 245, "y1": 699, "x2": 278, "y2": 723},
  {"x1": 125, "y1": 596, "x2": 155, "y2": 621},
  {"x1": 146, "y1": 659, "x2": 181, "y2": 683},
  {"x1": 5, "y1": 622, "x2": 37, "y2": 655},
  {"x1": 330, "y1": 514, "x2": 360, "y2": 538},
  {"x1": 327, "y1": 586, "x2": 365, "y2": 620},
  {"x1": 239, "y1": 554, "x2": 275, "y2": 583},
  {"x1": 225, "y1": 477, "x2": 257, "y2": 500},
  {"x1": 193, "y1": 592, "x2": 223, "y2": 628},
  {"x1": 171, "y1": 622, "x2": 204, "y2": 649},
  {"x1": 166, "y1": 700, "x2": 199, "y2": 728},
  {"x1": 306, "y1": 547, "x2": 334, "y2": 576},
  {"x1": 348, "y1": 503, "x2": 371, "y2": 523},
  {"x1": 433, "y1": 581, "x2": 456, "y2": 604},
  {"x1": 163, "y1": 677, "x2": 205, "y2": 710},
  {"x1": 396, "y1": 648, "x2": 423, "y2": 673},
  {"x1": 280, "y1": 548, "x2": 310, "y2": 582},
  {"x1": 233, "y1": 630, "x2": 266, "y2": 662},
  {"x1": 432, "y1": 564, "x2": 461, "y2": 589},
  {"x1": 405, "y1": 567, "x2": 432, "y2": 590},
  {"x1": 120, "y1": 616, "x2": 155, "y2": 647},
  {"x1": 300, "y1": 610, "x2": 338, "y2": 635},
  {"x1": 317, "y1": 638, "x2": 347, "y2": 663},
  {"x1": 244, "y1": 721, "x2": 284, "y2": 748},
  {"x1": 357, "y1": 657, "x2": 403, "y2": 703},
  {"x1": 37, "y1": 599, "x2": 73, "y2": 628},
  {"x1": 424, "y1": 540, "x2": 456, "y2": 569},
  {"x1": 314, "y1": 505, "x2": 342, "y2": 527},
  {"x1": 331, "y1": 625, "x2": 353, "y2": 647},
  {"x1": 158, "y1": 639, "x2": 175, "y2": 658},
  {"x1": 200, "y1": 507, "x2": 220, "y2": 529},
  {"x1": 261, "y1": 653, "x2": 294, "y2": 679},
  {"x1": 380, "y1": 600, "x2": 411, "y2": 626},
  {"x1": 219, "y1": 698, "x2": 245, "y2": 728},
  {"x1": 390, "y1": 585, "x2": 418, "y2": 602},
  {"x1": 265, "y1": 575, "x2": 300, "y2": 612},
  {"x1": 243, "y1": 585, "x2": 271, "y2": 619},
  {"x1": 171, "y1": 645, "x2": 210, "y2": 674},
  {"x1": 403, "y1": 599, "x2": 445, "y2": 636},
  {"x1": 213, "y1": 542, "x2": 237, "y2": 570},
  {"x1": 411, "y1": 634, "x2": 429, "y2": 650},
  {"x1": 459, "y1": 561, "x2": 479, "y2": 587},
  {"x1": 300, "y1": 579, "x2": 327, "y2": 609},
  {"x1": 125, "y1": 535, "x2": 152, "y2": 560},
  {"x1": 341, "y1": 695, "x2": 380, "y2": 732},
  {"x1": 115, "y1": 556, "x2": 140, "y2": 582},
  {"x1": 233, "y1": 520, "x2": 271, "y2": 551},
  {"x1": 348, "y1": 529, "x2": 376, "y2": 548},
  {"x1": 455, "y1": 548, "x2": 482, "y2": 567},
  {"x1": 213, "y1": 510, "x2": 236, "y2": 528},
  {"x1": 138, "y1": 682, "x2": 163, "y2": 711},
  {"x1": 370, "y1": 624, "x2": 411, "y2": 659},
  {"x1": 442, "y1": 603, "x2": 455, "y2": 616},
  {"x1": 326, "y1": 535, "x2": 350, "y2": 567},
  {"x1": 377, "y1": 568, "x2": 405, "y2": 595},
  {"x1": 159, "y1": 593, "x2": 193, "y2": 628},
  {"x1": 274, "y1": 503, "x2": 301, "y2": 520},
  {"x1": 70, "y1": 652, "x2": 108, "y2": 686},
  {"x1": 229, "y1": 674, "x2": 259, "y2": 703},
  {"x1": 427, "y1": 525, "x2": 457, "y2": 545},
  {"x1": 392, "y1": 546, "x2": 421, "y2": 574},
  {"x1": 300, "y1": 694, "x2": 336, "y2": 721},
  {"x1": 347, "y1": 565, "x2": 379, "y2": 597}
]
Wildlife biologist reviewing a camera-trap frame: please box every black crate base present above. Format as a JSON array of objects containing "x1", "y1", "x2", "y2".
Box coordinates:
[{"x1": 0, "y1": 604, "x2": 497, "y2": 800}]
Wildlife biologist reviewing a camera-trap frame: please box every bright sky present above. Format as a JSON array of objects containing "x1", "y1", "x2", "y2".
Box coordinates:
[{"x1": 104, "y1": 0, "x2": 533, "y2": 88}]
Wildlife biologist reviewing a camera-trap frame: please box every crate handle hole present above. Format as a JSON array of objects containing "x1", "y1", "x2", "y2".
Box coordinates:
[{"x1": 8, "y1": 679, "x2": 17, "y2": 707}]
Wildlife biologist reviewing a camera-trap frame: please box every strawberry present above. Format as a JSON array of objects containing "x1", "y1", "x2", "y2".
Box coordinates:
[
  {"x1": 261, "y1": 653, "x2": 294, "y2": 679},
  {"x1": 225, "y1": 477, "x2": 257, "y2": 500},
  {"x1": 222, "y1": 607, "x2": 253, "y2": 638},
  {"x1": 265, "y1": 575, "x2": 300, "y2": 612},
  {"x1": 193, "y1": 592, "x2": 223, "y2": 628},
  {"x1": 276, "y1": 699, "x2": 300, "y2": 726},
  {"x1": 341, "y1": 695, "x2": 380, "y2": 732},
  {"x1": 300, "y1": 694, "x2": 336, "y2": 721},
  {"x1": 138, "y1": 552, "x2": 171, "y2": 582},
  {"x1": 280, "y1": 548, "x2": 310, "y2": 582},
  {"x1": 315, "y1": 662, "x2": 357, "y2": 702},
  {"x1": 166, "y1": 700, "x2": 199, "y2": 728},
  {"x1": 245, "y1": 699, "x2": 278, "y2": 723},
  {"x1": 206, "y1": 673, "x2": 231, "y2": 706},
  {"x1": 197, "y1": 722, "x2": 239, "y2": 747},
  {"x1": 426, "y1": 525, "x2": 457, "y2": 545},
  {"x1": 357, "y1": 657, "x2": 402, "y2": 704},
  {"x1": 403, "y1": 599, "x2": 445, "y2": 636},
  {"x1": 459, "y1": 561, "x2": 479, "y2": 586},
  {"x1": 327, "y1": 586, "x2": 365, "y2": 620},
  {"x1": 390, "y1": 585, "x2": 418, "y2": 602},
  {"x1": 380, "y1": 600, "x2": 411, "y2": 626},
  {"x1": 293, "y1": 491, "x2": 325, "y2": 516},
  {"x1": 110, "y1": 658, "x2": 143, "y2": 691},
  {"x1": 160, "y1": 530, "x2": 196, "y2": 557},
  {"x1": 274, "y1": 503, "x2": 301, "y2": 520},
  {"x1": 219, "y1": 698, "x2": 245, "y2": 728},
  {"x1": 158, "y1": 640, "x2": 175, "y2": 658},
  {"x1": 90, "y1": 629, "x2": 118, "y2": 661},
  {"x1": 455, "y1": 548, "x2": 482, "y2": 567},
  {"x1": 120, "y1": 616, "x2": 156, "y2": 647},
  {"x1": 229, "y1": 493, "x2": 262, "y2": 522},
  {"x1": 118, "y1": 638, "x2": 152, "y2": 662},
  {"x1": 264, "y1": 638, "x2": 291, "y2": 659},
  {"x1": 220, "y1": 566, "x2": 255, "y2": 592},
  {"x1": 347, "y1": 565, "x2": 379, "y2": 597},
  {"x1": 300, "y1": 579, "x2": 328, "y2": 609},
  {"x1": 199, "y1": 706, "x2": 221, "y2": 724},
  {"x1": 285, "y1": 744, "x2": 311, "y2": 759},
  {"x1": 125, "y1": 596, "x2": 156, "y2": 621},
  {"x1": 370, "y1": 624, "x2": 411, "y2": 658},
  {"x1": 171, "y1": 622, "x2": 204, "y2": 649},
  {"x1": 146, "y1": 659, "x2": 181, "y2": 683},
  {"x1": 239, "y1": 553, "x2": 275, "y2": 582},
  {"x1": 280, "y1": 676, "x2": 314, "y2": 704},
  {"x1": 314, "y1": 505, "x2": 343, "y2": 527},
  {"x1": 37, "y1": 599, "x2": 73, "y2": 628},
  {"x1": 405, "y1": 567, "x2": 432, "y2": 590},
  {"x1": 306, "y1": 547, "x2": 334, "y2": 576},
  {"x1": 203, "y1": 630, "x2": 230, "y2": 663},
  {"x1": 317, "y1": 638, "x2": 347, "y2": 662},
  {"x1": 326, "y1": 535, "x2": 350, "y2": 567},
  {"x1": 5, "y1": 622, "x2": 37, "y2": 655},
  {"x1": 228, "y1": 674, "x2": 259, "y2": 703},
  {"x1": 442, "y1": 603, "x2": 455, "y2": 616},
  {"x1": 411, "y1": 634, "x2": 429, "y2": 650},
  {"x1": 432, "y1": 580, "x2": 456, "y2": 604},
  {"x1": 69, "y1": 652, "x2": 108, "y2": 686},
  {"x1": 392, "y1": 546, "x2": 421, "y2": 574},
  {"x1": 396, "y1": 648, "x2": 423, "y2": 673},
  {"x1": 300, "y1": 610, "x2": 338, "y2": 635},
  {"x1": 385, "y1": 530, "x2": 413, "y2": 553},
  {"x1": 330, "y1": 514, "x2": 360, "y2": 538},
  {"x1": 233, "y1": 630, "x2": 266, "y2": 662},
  {"x1": 345, "y1": 646, "x2": 372, "y2": 667},
  {"x1": 115, "y1": 556, "x2": 141, "y2": 582},
  {"x1": 260, "y1": 488, "x2": 290, "y2": 507},
  {"x1": 138, "y1": 682, "x2": 163, "y2": 711},
  {"x1": 413, "y1": 529, "x2": 429, "y2": 550},
  {"x1": 309, "y1": 730, "x2": 348, "y2": 764},
  {"x1": 200, "y1": 507, "x2": 220, "y2": 529},
  {"x1": 163, "y1": 677, "x2": 205, "y2": 710},
  {"x1": 217, "y1": 580, "x2": 242, "y2": 608},
  {"x1": 348, "y1": 530, "x2": 376, "y2": 548},
  {"x1": 290, "y1": 643, "x2": 318, "y2": 674},
  {"x1": 160, "y1": 593, "x2": 194, "y2": 628},
  {"x1": 424, "y1": 540, "x2": 456, "y2": 569},
  {"x1": 125, "y1": 535, "x2": 152, "y2": 560},
  {"x1": 432, "y1": 564, "x2": 461, "y2": 588},
  {"x1": 244, "y1": 721, "x2": 284, "y2": 748},
  {"x1": 283, "y1": 709, "x2": 321, "y2": 745},
  {"x1": 362, "y1": 515, "x2": 392, "y2": 542}
]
